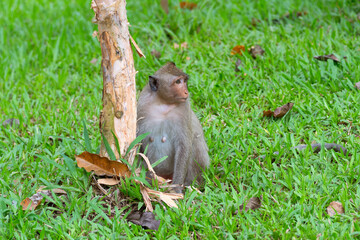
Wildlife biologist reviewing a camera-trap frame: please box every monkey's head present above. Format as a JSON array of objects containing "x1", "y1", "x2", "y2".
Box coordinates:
[{"x1": 149, "y1": 62, "x2": 189, "y2": 104}]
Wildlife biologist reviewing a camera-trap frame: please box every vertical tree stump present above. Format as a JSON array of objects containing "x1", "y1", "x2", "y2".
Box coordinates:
[{"x1": 91, "y1": 0, "x2": 136, "y2": 163}]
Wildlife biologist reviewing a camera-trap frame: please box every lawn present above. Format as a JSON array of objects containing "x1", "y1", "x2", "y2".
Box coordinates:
[{"x1": 1, "y1": 0, "x2": 360, "y2": 238}]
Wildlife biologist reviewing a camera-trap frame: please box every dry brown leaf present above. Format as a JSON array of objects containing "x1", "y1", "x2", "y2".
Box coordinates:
[
  {"x1": 314, "y1": 54, "x2": 340, "y2": 63},
  {"x1": 180, "y1": 2, "x2": 197, "y2": 10},
  {"x1": 327, "y1": 201, "x2": 344, "y2": 216},
  {"x1": 97, "y1": 178, "x2": 121, "y2": 186},
  {"x1": 138, "y1": 153, "x2": 167, "y2": 184},
  {"x1": 129, "y1": 34, "x2": 146, "y2": 58},
  {"x1": 248, "y1": 45, "x2": 265, "y2": 59},
  {"x1": 355, "y1": 82, "x2": 360, "y2": 90},
  {"x1": 274, "y1": 102, "x2": 294, "y2": 118},
  {"x1": 21, "y1": 197, "x2": 42, "y2": 211},
  {"x1": 140, "y1": 184, "x2": 154, "y2": 212},
  {"x1": 231, "y1": 45, "x2": 245, "y2": 55},
  {"x1": 146, "y1": 187, "x2": 183, "y2": 208},
  {"x1": 21, "y1": 189, "x2": 66, "y2": 211},
  {"x1": 263, "y1": 110, "x2": 274, "y2": 117},
  {"x1": 92, "y1": 30, "x2": 98, "y2": 38},
  {"x1": 160, "y1": 0, "x2": 169, "y2": 14},
  {"x1": 75, "y1": 151, "x2": 131, "y2": 177}
]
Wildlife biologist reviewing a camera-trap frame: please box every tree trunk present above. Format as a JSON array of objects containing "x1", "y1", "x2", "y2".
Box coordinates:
[{"x1": 91, "y1": 0, "x2": 136, "y2": 163}]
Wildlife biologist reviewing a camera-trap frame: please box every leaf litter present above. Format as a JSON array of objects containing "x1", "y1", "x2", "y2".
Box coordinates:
[
  {"x1": 21, "y1": 187, "x2": 67, "y2": 211},
  {"x1": 74, "y1": 151, "x2": 187, "y2": 230},
  {"x1": 263, "y1": 103, "x2": 294, "y2": 118}
]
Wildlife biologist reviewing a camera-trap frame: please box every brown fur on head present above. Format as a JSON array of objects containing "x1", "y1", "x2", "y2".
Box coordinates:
[{"x1": 149, "y1": 62, "x2": 189, "y2": 104}]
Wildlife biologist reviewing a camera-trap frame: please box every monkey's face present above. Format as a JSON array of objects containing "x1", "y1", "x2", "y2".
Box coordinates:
[
  {"x1": 169, "y1": 76, "x2": 189, "y2": 103},
  {"x1": 149, "y1": 74, "x2": 189, "y2": 104}
]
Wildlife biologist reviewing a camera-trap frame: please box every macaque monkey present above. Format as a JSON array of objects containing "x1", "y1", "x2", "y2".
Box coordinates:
[{"x1": 137, "y1": 62, "x2": 209, "y2": 191}]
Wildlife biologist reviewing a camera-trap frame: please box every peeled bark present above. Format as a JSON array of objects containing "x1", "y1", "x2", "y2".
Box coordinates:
[{"x1": 92, "y1": 0, "x2": 136, "y2": 162}]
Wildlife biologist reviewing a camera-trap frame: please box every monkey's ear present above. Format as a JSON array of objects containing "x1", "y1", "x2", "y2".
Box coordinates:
[{"x1": 149, "y1": 76, "x2": 159, "y2": 91}]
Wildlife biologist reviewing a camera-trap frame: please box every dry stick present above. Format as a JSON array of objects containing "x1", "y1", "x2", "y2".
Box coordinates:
[{"x1": 259, "y1": 143, "x2": 348, "y2": 160}]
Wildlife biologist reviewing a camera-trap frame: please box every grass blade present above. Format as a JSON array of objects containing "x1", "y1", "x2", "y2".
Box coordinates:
[
  {"x1": 125, "y1": 132, "x2": 150, "y2": 156},
  {"x1": 101, "y1": 133, "x2": 117, "y2": 160},
  {"x1": 82, "y1": 120, "x2": 92, "y2": 152}
]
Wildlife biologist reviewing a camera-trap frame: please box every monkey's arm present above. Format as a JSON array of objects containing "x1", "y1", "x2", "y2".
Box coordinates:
[
  {"x1": 191, "y1": 112, "x2": 210, "y2": 167},
  {"x1": 259, "y1": 143, "x2": 348, "y2": 160}
]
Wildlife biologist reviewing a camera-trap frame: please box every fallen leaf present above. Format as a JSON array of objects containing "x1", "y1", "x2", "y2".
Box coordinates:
[
  {"x1": 138, "y1": 153, "x2": 167, "y2": 184},
  {"x1": 146, "y1": 188, "x2": 183, "y2": 208},
  {"x1": 355, "y1": 82, "x2": 360, "y2": 90},
  {"x1": 90, "y1": 58, "x2": 98, "y2": 65},
  {"x1": 180, "y1": 2, "x2": 197, "y2": 10},
  {"x1": 127, "y1": 211, "x2": 160, "y2": 230},
  {"x1": 314, "y1": 54, "x2": 340, "y2": 63},
  {"x1": 140, "y1": 184, "x2": 153, "y2": 212},
  {"x1": 151, "y1": 49, "x2": 161, "y2": 59},
  {"x1": 2, "y1": 118, "x2": 20, "y2": 128},
  {"x1": 248, "y1": 45, "x2": 265, "y2": 59},
  {"x1": 263, "y1": 110, "x2": 274, "y2": 117},
  {"x1": 130, "y1": 34, "x2": 146, "y2": 58},
  {"x1": 274, "y1": 102, "x2": 294, "y2": 118},
  {"x1": 97, "y1": 178, "x2": 121, "y2": 186},
  {"x1": 231, "y1": 45, "x2": 245, "y2": 55},
  {"x1": 173, "y1": 42, "x2": 188, "y2": 50},
  {"x1": 21, "y1": 189, "x2": 65, "y2": 210},
  {"x1": 75, "y1": 151, "x2": 131, "y2": 177},
  {"x1": 235, "y1": 197, "x2": 262, "y2": 214},
  {"x1": 160, "y1": 0, "x2": 169, "y2": 14},
  {"x1": 326, "y1": 201, "x2": 344, "y2": 216},
  {"x1": 21, "y1": 197, "x2": 42, "y2": 211},
  {"x1": 235, "y1": 59, "x2": 242, "y2": 72}
]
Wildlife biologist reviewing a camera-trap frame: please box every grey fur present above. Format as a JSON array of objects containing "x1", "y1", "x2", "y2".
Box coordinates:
[{"x1": 137, "y1": 63, "x2": 209, "y2": 190}]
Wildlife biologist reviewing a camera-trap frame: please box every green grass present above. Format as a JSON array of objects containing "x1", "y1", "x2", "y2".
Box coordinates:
[{"x1": 1, "y1": 0, "x2": 360, "y2": 238}]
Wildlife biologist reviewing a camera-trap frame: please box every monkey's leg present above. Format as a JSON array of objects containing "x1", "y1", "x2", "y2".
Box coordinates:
[{"x1": 172, "y1": 144, "x2": 191, "y2": 193}]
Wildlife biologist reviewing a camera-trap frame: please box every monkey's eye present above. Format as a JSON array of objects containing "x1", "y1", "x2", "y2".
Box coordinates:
[{"x1": 175, "y1": 79, "x2": 181, "y2": 84}]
